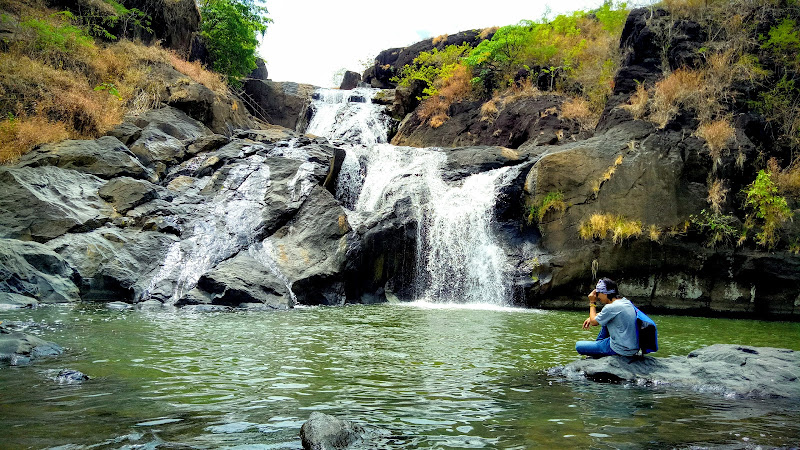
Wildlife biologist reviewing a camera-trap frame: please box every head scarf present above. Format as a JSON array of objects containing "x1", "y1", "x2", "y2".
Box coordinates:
[{"x1": 596, "y1": 279, "x2": 617, "y2": 295}]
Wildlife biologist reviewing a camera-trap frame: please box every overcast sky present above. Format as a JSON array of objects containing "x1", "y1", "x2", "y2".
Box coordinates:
[{"x1": 258, "y1": 0, "x2": 634, "y2": 87}]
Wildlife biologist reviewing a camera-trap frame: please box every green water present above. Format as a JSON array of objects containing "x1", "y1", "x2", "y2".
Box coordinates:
[{"x1": 1, "y1": 302, "x2": 798, "y2": 449}]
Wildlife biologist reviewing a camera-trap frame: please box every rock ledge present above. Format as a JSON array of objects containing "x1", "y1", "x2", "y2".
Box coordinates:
[{"x1": 549, "y1": 344, "x2": 800, "y2": 398}]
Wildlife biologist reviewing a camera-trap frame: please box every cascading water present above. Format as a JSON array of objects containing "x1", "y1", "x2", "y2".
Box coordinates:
[{"x1": 308, "y1": 87, "x2": 513, "y2": 305}]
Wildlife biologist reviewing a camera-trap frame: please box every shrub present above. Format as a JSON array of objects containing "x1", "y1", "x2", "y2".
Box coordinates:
[
  {"x1": 622, "y1": 82, "x2": 648, "y2": 119},
  {"x1": 528, "y1": 191, "x2": 566, "y2": 224},
  {"x1": 742, "y1": 170, "x2": 794, "y2": 249},
  {"x1": 691, "y1": 208, "x2": 741, "y2": 248},
  {"x1": 651, "y1": 68, "x2": 703, "y2": 127},
  {"x1": 579, "y1": 213, "x2": 643, "y2": 244},
  {"x1": 199, "y1": 0, "x2": 271, "y2": 86},
  {"x1": 768, "y1": 157, "x2": 800, "y2": 198},
  {"x1": 706, "y1": 178, "x2": 729, "y2": 213},
  {"x1": 393, "y1": 44, "x2": 472, "y2": 99},
  {"x1": 414, "y1": 64, "x2": 473, "y2": 126}
]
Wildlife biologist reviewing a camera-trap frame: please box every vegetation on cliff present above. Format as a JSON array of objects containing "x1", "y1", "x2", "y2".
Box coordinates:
[{"x1": 0, "y1": 0, "x2": 268, "y2": 163}]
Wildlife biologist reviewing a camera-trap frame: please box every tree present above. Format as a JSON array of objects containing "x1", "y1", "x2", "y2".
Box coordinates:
[{"x1": 199, "y1": 0, "x2": 271, "y2": 86}]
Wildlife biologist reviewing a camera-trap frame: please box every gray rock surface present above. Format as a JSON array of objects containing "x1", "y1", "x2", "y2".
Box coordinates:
[
  {"x1": 17, "y1": 136, "x2": 152, "y2": 180},
  {"x1": 0, "y1": 239, "x2": 80, "y2": 303},
  {"x1": 55, "y1": 369, "x2": 90, "y2": 383},
  {"x1": 0, "y1": 166, "x2": 112, "y2": 242},
  {"x1": 549, "y1": 345, "x2": 800, "y2": 398},
  {"x1": 98, "y1": 177, "x2": 161, "y2": 214},
  {"x1": 242, "y1": 80, "x2": 316, "y2": 130},
  {"x1": 0, "y1": 324, "x2": 63, "y2": 366},
  {"x1": 299, "y1": 412, "x2": 368, "y2": 450},
  {"x1": 46, "y1": 227, "x2": 179, "y2": 301},
  {"x1": 339, "y1": 71, "x2": 361, "y2": 90}
]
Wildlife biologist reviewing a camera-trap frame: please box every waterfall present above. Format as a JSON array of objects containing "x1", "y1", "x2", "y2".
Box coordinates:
[{"x1": 309, "y1": 88, "x2": 512, "y2": 305}]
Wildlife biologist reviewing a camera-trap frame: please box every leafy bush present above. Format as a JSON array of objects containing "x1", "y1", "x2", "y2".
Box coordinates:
[
  {"x1": 393, "y1": 44, "x2": 472, "y2": 99},
  {"x1": 742, "y1": 170, "x2": 794, "y2": 249},
  {"x1": 200, "y1": 0, "x2": 271, "y2": 85},
  {"x1": 690, "y1": 209, "x2": 741, "y2": 248}
]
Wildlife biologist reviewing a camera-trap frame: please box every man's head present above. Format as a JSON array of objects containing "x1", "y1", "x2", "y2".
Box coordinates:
[{"x1": 595, "y1": 278, "x2": 620, "y2": 302}]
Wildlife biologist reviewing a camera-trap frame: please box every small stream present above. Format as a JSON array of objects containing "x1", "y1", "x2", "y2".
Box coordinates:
[{"x1": 1, "y1": 304, "x2": 799, "y2": 448}]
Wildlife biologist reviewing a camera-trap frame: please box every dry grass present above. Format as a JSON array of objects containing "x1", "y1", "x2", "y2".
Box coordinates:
[
  {"x1": 0, "y1": 116, "x2": 69, "y2": 164},
  {"x1": 416, "y1": 64, "x2": 472, "y2": 126},
  {"x1": 707, "y1": 178, "x2": 729, "y2": 213},
  {"x1": 167, "y1": 52, "x2": 227, "y2": 93},
  {"x1": 696, "y1": 119, "x2": 734, "y2": 166},
  {"x1": 561, "y1": 97, "x2": 595, "y2": 130},
  {"x1": 622, "y1": 83, "x2": 649, "y2": 120},
  {"x1": 480, "y1": 99, "x2": 500, "y2": 123},
  {"x1": 579, "y1": 213, "x2": 643, "y2": 244},
  {"x1": 593, "y1": 154, "x2": 624, "y2": 194},
  {"x1": 768, "y1": 157, "x2": 800, "y2": 198},
  {"x1": 479, "y1": 26, "x2": 499, "y2": 40},
  {"x1": 432, "y1": 34, "x2": 449, "y2": 46},
  {"x1": 651, "y1": 68, "x2": 704, "y2": 127},
  {"x1": 648, "y1": 224, "x2": 663, "y2": 242}
]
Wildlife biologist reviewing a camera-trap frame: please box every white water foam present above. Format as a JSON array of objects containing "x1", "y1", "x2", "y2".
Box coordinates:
[{"x1": 308, "y1": 87, "x2": 514, "y2": 306}]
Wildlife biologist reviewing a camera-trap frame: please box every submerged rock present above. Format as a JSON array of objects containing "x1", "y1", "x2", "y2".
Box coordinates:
[
  {"x1": 549, "y1": 344, "x2": 800, "y2": 399},
  {"x1": 55, "y1": 369, "x2": 90, "y2": 383},
  {"x1": 0, "y1": 324, "x2": 63, "y2": 366},
  {"x1": 300, "y1": 412, "x2": 388, "y2": 450}
]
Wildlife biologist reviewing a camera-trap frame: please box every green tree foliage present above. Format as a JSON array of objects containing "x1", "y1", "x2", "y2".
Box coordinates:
[
  {"x1": 464, "y1": 1, "x2": 628, "y2": 99},
  {"x1": 200, "y1": 0, "x2": 271, "y2": 86},
  {"x1": 742, "y1": 170, "x2": 793, "y2": 249},
  {"x1": 393, "y1": 44, "x2": 472, "y2": 98}
]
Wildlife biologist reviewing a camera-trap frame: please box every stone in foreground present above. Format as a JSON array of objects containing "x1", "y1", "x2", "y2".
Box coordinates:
[
  {"x1": 0, "y1": 324, "x2": 63, "y2": 366},
  {"x1": 300, "y1": 412, "x2": 389, "y2": 450},
  {"x1": 549, "y1": 344, "x2": 800, "y2": 398}
]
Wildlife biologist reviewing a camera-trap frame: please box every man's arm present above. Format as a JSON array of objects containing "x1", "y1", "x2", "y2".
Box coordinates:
[{"x1": 582, "y1": 290, "x2": 600, "y2": 329}]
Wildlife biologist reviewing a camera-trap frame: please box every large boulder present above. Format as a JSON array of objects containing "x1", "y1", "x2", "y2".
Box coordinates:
[
  {"x1": 166, "y1": 80, "x2": 257, "y2": 135},
  {"x1": 0, "y1": 323, "x2": 63, "y2": 366},
  {"x1": 16, "y1": 136, "x2": 152, "y2": 180},
  {"x1": 0, "y1": 166, "x2": 112, "y2": 242},
  {"x1": 179, "y1": 250, "x2": 293, "y2": 309},
  {"x1": 241, "y1": 80, "x2": 317, "y2": 131},
  {"x1": 269, "y1": 186, "x2": 352, "y2": 305},
  {"x1": 392, "y1": 94, "x2": 588, "y2": 149},
  {"x1": 46, "y1": 227, "x2": 179, "y2": 301},
  {"x1": 550, "y1": 345, "x2": 800, "y2": 398},
  {"x1": 98, "y1": 177, "x2": 161, "y2": 214},
  {"x1": 0, "y1": 239, "x2": 80, "y2": 304},
  {"x1": 122, "y1": 0, "x2": 200, "y2": 55},
  {"x1": 339, "y1": 70, "x2": 361, "y2": 90}
]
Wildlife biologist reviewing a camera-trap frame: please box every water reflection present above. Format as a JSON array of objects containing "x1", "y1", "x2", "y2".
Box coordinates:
[{"x1": 0, "y1": 304, "x2": 798, "y2": 448}]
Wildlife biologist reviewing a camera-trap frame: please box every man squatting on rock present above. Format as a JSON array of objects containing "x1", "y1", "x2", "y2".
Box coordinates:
[{"x1": 575, "y1": 278, "x2": 639, "y2": 357}]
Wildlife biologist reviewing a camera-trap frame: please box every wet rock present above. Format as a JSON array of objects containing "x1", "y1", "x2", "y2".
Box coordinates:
[
  {"x1": 0, "y1": 239, "x2": 81, "y2": 303},
  {"x1": 0, "y1": 293, "x2": 39, "y2": 309},
  {"x1": 56, "y1": 369, "x2": 90, "y2": 383},
  {"x1": 16, "y1": 136, "x2": 152, "y2": 180},
  {"x1": 271, "y1": 186, "x2": 351, "y2": 306},
  {"x1": 106, "y1": 301, "x2": 133, "y2": 310},
  {"x1": 186, "y1": 134, "x2": 230, "y2": 155},
  {"x1": 235, "y1": 126, "x2": 298, "y2": 145},
  {"x1": 299, "y1": 412, "x2": 368, "y2": 450},
  {"x1": 98, "y1": 177, "x2": 161, "y2": 214},
  {"x1": 127, "y1": 106, "x2": 213, "y2": 170},
  {"x1": 46, "y1": 226, "x2": 179, "y2": 301},
  {"x1": 550, "y1": 345, "x2": 800, "y2": 399},
  {"x1": 0, "y1": 166, "x2": 113, "y2": 242},
  {"x1": 180, "y1": 251, "x2": 292, "y2": 309},
  {"x1": 0, "y1": 323, "x2": 63, "y2": 366}
]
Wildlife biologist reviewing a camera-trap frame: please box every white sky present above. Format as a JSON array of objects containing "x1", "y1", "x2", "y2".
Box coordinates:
[{"x1": 258, "y1": 0, "x2": 620, "y2": 87}]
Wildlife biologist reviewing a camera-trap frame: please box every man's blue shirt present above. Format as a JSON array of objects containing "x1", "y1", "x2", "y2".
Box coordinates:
[{"x1": 595, "y1": 298, "x2": 638, "y2": 355}]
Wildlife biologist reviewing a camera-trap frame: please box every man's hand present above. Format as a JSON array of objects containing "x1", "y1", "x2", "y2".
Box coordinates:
[
  {"x1": 583, "y1": 317, "x2": 592, "y2": 329},
  {"x1": 588, "y1": 289, "x2": 597, "y2": 304}
]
